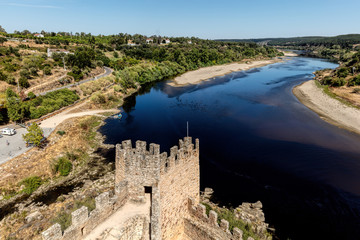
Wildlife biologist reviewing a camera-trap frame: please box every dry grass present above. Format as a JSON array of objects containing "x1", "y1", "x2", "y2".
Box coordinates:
[
  {"x1": 331, "y1": 86, "x2": 360, "y2": 107},
  {"x1": 0, "y1": 116, "x2": 95, "y2": 191}
]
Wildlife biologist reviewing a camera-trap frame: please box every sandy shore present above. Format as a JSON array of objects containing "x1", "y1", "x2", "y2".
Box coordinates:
[
  {"x1": 293, "y1": 80, "x2": 360, "y2": 135},
  {"x1": 169, "y1": 58, "x2": 283, "y2": 86}
]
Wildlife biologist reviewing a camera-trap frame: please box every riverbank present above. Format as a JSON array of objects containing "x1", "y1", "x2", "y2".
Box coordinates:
[
  {"x1": 293, "y1": 80, "x2": 360, "y2": 135},
  {"x1": 169, "y1": 58, "x2": 284, "y2": 86}
]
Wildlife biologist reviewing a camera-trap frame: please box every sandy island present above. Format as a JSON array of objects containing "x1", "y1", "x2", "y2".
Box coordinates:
[
  {"x1": 293, "y1": 80, "x2": 360, "y2": 135},
  {"x1": 169, "y1": 58, "x2": 284, "y2": 86}
]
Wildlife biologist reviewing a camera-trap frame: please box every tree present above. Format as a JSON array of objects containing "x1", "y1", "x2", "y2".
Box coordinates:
[
  {"x1": 0, "y1": 37, "x2": 7, "y2": 46},
  {"x1": 0, "y1": 25, "x2": 6, "y2": 33},
  {"x1": 43, "y1": 66, "x2": 52, "y2": 75},
  {"x1": 19, "y1": 77, "x2": 30, "y2": 88},
  {"x1": 22, "y1": 123, "x2": 44, "y2": 147},
  {"x1": 6, "y1": 88, "x2": 23, "y2": 122}
]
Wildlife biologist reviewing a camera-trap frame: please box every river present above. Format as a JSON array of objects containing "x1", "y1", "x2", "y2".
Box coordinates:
[{"x1": 100, "y1": 57, "x2": 360, "y2": 240}]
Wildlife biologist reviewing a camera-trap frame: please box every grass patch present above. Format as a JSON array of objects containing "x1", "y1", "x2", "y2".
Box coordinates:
[
  {"x1": 51, "y1": 157, "x2": 73, "y2": 176},
  {"x1": 56, "y1": 130, "x2": 66, "y2": 136},
  {"x1": 19, "y1": 176, "x2": 43, "y2": 195},
  {"x1": 79, "y1": 116, "x2": 102, "y2": 148}
]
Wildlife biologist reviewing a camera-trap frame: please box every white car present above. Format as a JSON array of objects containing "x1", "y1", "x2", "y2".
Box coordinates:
[{"x1": 1, "y1": 128, "x2": 16, "y2": 136}]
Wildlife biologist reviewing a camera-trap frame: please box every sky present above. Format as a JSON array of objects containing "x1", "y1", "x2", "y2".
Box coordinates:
[{"x1": 0, "y1": 0, "x2": 360, "y2": 39}]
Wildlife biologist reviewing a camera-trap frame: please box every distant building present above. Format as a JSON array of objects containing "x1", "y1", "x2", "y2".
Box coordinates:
[
  {"x1": 187, "y1": 40, "x2": 192, "y2": 44},
  {"x1": 161, "y1": 38, "x2": 171, "y2": 44},
  {"x1": 127, "y1": 40, "x2": 136, "y2": 46},
  {"x1": 47, "y1": 48, "x2": 72, "y2": 58},
  {"x1": 34, "y1": 33, "x2": 44, "y2": 38},
  {"x1": 146, "y1": 38, "x2": 153, "y2": 44}
]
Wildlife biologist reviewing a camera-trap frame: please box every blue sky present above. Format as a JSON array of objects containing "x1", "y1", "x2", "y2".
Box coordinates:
[{"x1": 0, "y1": 0, "x2": 359, "y2": 39}]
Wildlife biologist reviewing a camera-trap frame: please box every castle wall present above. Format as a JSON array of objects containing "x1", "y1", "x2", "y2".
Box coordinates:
[{"x1": 158, "y1": 137, "x2": 200, "y2": 240}]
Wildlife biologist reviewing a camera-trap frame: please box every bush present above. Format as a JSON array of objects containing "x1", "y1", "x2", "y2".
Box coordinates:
[
  {"x1": 29, "y1": 67, "x2": 38, "y2": 76},
  {"x1": 27, "y1": 92, "x2": 36, "y2": 99},
  {"x1": 90, "y1": 92, "x2": 106, "y2": 104},
  {"x1": 348, "y1": 75, "x2": 360, "y2": 86},
  {"x1": 52, "y1": 211, "x2": 71, "y2": 232},
  {"x1": 52, "y1": 157, "x2": 72, "y2": 176},
  {"x1": 43, "y1": 66, "x2": 52, "y2": 75},
  {"x1": 19, "y1": 176, "x2": 43, "y2": 194},
  {"x1": 56, "y1": 130, "x2": 66, "y2": 136},
  {"x1": 52, "y1": 157, "x2": 73, "y2": 176},
  {"x1": 20, "y1": 68, "x2": 31, "y2": 79},
  {"x1": 19, "y1": 77, "x2": 30, "y2": 88}
]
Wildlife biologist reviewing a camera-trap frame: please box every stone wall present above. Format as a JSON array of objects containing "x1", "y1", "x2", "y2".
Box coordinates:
[
  {"x1": 159, "y1": 137, "x2": 200, "y2": 240},
  {"x1": 42, "y1": 186, "x2": 128, "y2": 240},
  {"x1": 185, "y1": 198, "x2": 250, "y2": 240}
]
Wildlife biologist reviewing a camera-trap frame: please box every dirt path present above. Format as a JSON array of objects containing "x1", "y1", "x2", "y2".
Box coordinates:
[
  {"x1": 293, "y1": 80, "x2": 360, "y2": 135},
  {"x1": 84, "y1": 194, "x2": 150, "y2": 240}
]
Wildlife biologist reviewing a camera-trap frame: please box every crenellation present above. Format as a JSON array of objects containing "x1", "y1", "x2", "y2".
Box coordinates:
[
  {"x1": 95, "y1": 191, "x2": 110, "y2": 209},
  {"x1": 71, "y1": 206, "x2": 88, "y2": 226},
  {"x1": 220, "y1": 219, "x2": 230, "y2": 234},
  {"x1": 135, "y1": 140, "x2": 146, "y2": 154},
  {"x1": 121, "y1": 140, "x2": 132, "y2": 149},
  {"x1": 209, "y1": 210, "x2": 218, "y2": 226},
  {"x1": 233, "y1": 228, "x2": 243, "y2": 240},
  {"x1": 41, "y1": 223, "x2": 62, "y2": 240}
]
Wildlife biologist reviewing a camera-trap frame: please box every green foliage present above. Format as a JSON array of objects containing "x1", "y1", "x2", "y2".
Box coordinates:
[
  {"x1": 19, "y1": 176, "x2": 43, "y2": 194},
  {"x1": 56, "y1": 130, "x2": 66, "y2": 136},
  {"x1": 52, "y1": 157, "x2": 73, "y2": 176},
  {"x1": 43, "y1": 66, "x2": 52, "y2": 75},
  {"x1": 5, "y1": 88, "x2": 22, "y2": 122},
  {"x1": 336, "y1": 67, "x2": 349, "y2": 78},
  {"x1": 19, "y1": 77, "x2": 30, "y2": 88},
  {"x1": 27, "y1": 92, "x2": 36, "y2": 99},
  {"x1": 22, "y1": 123, "x2": 44, "y2": 147},
  {"x1": 90, "y1": 92, "x2": 106, "y2": 104},
  {"x1": 52, "y1": 211, "x2": 71, "y2": 232},
  {"x1": 20, "y1": 68, "x2": 31, "y2": 79},
  {"x1": 22, "y1": 89, "x2": 79, "y2": 120},
  {"x1": 74, "y1": 197, "x2": 96, "y2": 212}
]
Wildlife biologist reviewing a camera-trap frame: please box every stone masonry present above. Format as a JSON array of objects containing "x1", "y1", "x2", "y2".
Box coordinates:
[{"x1": 42, "y1": 137, "x2": 259, "y2": 240}]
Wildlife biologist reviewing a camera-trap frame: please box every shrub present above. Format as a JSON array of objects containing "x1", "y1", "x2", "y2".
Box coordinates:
[
  {"x1": 27, "y1": 92, "x2": 36, "y2": 99},
  {"x1": 29, "y1": 67, "x2": 38, "y2": 76},
  {"x1": 6, "y1": 75, "x2": 16, "y2": 85},
  {"x1": 19, "y1": 77, "x2": 30, "y2": 88},
  {"x1": 19, "y1": 176, "x2": 43, "y2": 194},
  {"x1": 56, "y1": 130, "x2": 66, "y2": 136},
  {"x1": 52, "y1": 157, "x2": 73, "y2": 176},
  {"x1": 52, "y1": 211, "x2": 71, "y2": 231},
  {"x1": 20, "y1": 68, "x2": 31, "y2": 79},
  {"x1": 113, "y1": 85, "x2": 122, "y2": 92},
  {"x1": 348, "y1": 75, "x2": 360, "y2": 86},
  {"x1": 90, "y1": 92, "x2": 106, "y2": 104},
  {"x1": 43, "y1": 66, "x2": 52, "y2": 75}
]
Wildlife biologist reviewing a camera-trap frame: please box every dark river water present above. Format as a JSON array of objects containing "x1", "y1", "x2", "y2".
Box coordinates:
[{"x1": 100, "y1": 57, "x2": 360, "y2": 240}]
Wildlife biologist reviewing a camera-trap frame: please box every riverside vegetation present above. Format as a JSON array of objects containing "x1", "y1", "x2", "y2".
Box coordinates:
[{"x1": 0, "y1": 26, "x2": 282, "y2": 124}]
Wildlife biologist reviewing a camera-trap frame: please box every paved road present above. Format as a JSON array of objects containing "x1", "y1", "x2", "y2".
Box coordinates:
[
  {"x1": 38, "y1": 67, "x2": 113, "y2": 96},
  {"x1": 0, "y1": 126, "x2": 53, "y2": 165},
  {"x1": 0, "y1": 67, "x2": 114, "y2": 164}
]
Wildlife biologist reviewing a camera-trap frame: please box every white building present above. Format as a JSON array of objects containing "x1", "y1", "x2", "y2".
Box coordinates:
[
  {"x1": 34, "y1": 33, "x2": 44, "y2": 38},
  {"x1": 47, "y1": 48, "x2": 71, "y2": 58}
]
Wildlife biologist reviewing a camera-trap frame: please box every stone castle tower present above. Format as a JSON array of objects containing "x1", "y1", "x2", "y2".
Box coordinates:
[
  {"x1": 115, "y1": 136, "x2": 200, "y2": 239},
  {"x1": 42, "y1": 137, "x2": 248, "y2": 240}
]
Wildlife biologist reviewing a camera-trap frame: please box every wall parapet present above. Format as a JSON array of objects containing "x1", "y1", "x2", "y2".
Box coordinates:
[
  {"x1": 42, "y1": 188, "x2": 128, "y2": 240},
  {"x1": 188, "y1": 198, "x2": 252, "y2": 240}
]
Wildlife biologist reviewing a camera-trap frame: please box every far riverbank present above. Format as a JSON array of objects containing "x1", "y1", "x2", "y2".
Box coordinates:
[
  {"x1": 293, "y1": 80, "x2": 360, "y2": 135},
  {"x1": 169, "y1": 58, "x2": 285, "y2": 86}
]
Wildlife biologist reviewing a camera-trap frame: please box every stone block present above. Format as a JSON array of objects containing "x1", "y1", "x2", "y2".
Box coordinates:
[
  {"x1": 220, "y1": 219, "x2": 230, "y2": 233},
  {"x1": 42, "y1": 223, "x2": 62, "y2": 240},
  {"x1": 71, "y1": 206, "x2": 88, "y2": 226},
  {"x1": 95, "y1": 191, "x2": 110, "y2": 209},
  {"x1": 25, "y1": 211, "x2": 43, "y2": 223},
  {"x1": 233, "y1": 227, "x2": 243, "y2": 240},
  {"x1": 209, "y1": 210, "x2": 218, "y2": 226}
]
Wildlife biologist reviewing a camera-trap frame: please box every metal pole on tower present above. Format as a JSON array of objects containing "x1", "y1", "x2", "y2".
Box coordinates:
[{"x1": 187, "y1": 121, "x2": 189, "y2": 137}]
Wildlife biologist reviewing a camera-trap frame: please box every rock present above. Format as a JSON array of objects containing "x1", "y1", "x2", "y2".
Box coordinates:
[
  {"x1": 252, "y1": 201, "x2": 262, "y2": 209},
  {"x1": 25, "y1": 211, "x2": 43, "y2": 223}
]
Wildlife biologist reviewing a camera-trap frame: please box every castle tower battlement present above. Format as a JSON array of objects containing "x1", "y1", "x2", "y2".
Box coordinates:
[{"x1": 115, "y1": 136, "x2": 200, "y2": 239}]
